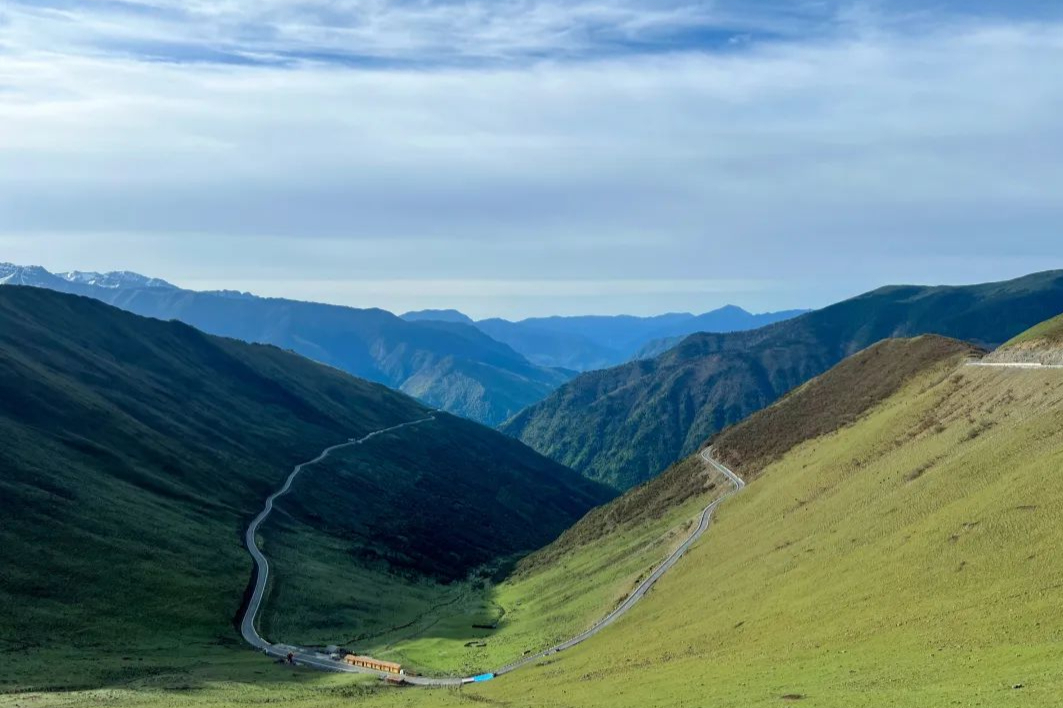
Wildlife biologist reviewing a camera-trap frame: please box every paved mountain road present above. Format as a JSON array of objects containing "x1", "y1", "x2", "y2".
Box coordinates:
[
  {"x1": 493, "y1": 446, "x2": 745, "y2": 676},
  {"x1": 237, "y1": 415, "x2": 464, "y2": 687},
  {"x1": 238, "y1": 422, "x2": 745, "y2": 686},
  {"x1": 967, "y1": 361, "x2": 1063, "y2": 370}
]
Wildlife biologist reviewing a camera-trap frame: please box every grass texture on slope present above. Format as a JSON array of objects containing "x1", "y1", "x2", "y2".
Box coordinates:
[
  {"x1": 457, "y1": 361, "x2": 1063, "y2": 707},
  {"x1": 989, "y1": 312, "x2": 1063, "y2": 365},
  {"x1": 713, "y1": 336, "x2": 980, "y2": 476},
  {"x1": 365, "y1": 466, "x2": 726, "y2": 676},
  {"x1": 1, "y1": 458, "x2": 727, "y2": 706},
  {"x1": 258, "y1": 441, "x2": 723, "y2": 676},
  {"x1": 12, "y1": 347, "x2": 1063, "y2": 707},
  {"x1": 1001, "y1": 312, "x2": 1063, "y2": 347}
]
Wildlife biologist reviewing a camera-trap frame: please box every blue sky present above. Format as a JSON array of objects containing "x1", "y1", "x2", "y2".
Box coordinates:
[{"x1": 2, "y1": 1, "x2": 1062, "y2": 318}]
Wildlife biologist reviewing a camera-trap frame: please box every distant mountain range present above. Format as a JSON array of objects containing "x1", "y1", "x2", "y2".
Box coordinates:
[
  {"x1": 0, "y1": 265, "x2": 178, "y2": 291},
  {"x1": 403, "y1": 305, "x2": 809, "y2": 371},
  {"x1": 402, "y1": 309, "x2": 476, "y2": 325},
  {"x1": 2, "y1": 263, "x2": 810, "y2": 424},
  {"x1": 60, "y1": 270, "x2": 177, "y2": 290},
  {"x1": 502, "y1": 270, "x2": 1063, "y2": 489},
  {"x1": 0, "y1": 264, "x2": 569, "y2": 426}
]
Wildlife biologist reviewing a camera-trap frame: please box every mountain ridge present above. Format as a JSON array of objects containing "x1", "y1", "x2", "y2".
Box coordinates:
[
  {"x1": 503, "y1": 270, "x2": 1063, "y2": 489},
  {"x1": 476, "y1": 305, "x2": 810, "y2": 370},
  {"x1": 985, "y1": 311, "x2": 1063, "y2": 365},
  {"x1": 401, "y1": 309, "x2": 476, "y2": 325},
  {"x1": 0, "y1": 263, "x2": 568, "y2": 426}
]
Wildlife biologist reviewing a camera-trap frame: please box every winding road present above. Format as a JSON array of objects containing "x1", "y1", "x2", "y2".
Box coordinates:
[
  {"x1": 967, "y1": 361, "x2": 1063, "y2": 370},
  {"x1": 493, "y1": 446, "x2": 745, "y2": 676},
  {"x1": 239, "y1": 422, "x2": 745, "y2": 686},
  {"x1": 238, "y1": 416, "x2": 464, "y2": 686}
]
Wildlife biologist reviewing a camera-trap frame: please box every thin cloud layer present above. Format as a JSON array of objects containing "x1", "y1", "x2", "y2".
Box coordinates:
[
  {"x1": 1, "y1": 2, "x2": 1061, "y2": 317},
  {"x1": 0, "y1": 1, "x2": 852, "y2": 65},
  {"x1": 5, "y1": 0, "x2": 1058, "y2": 64}
]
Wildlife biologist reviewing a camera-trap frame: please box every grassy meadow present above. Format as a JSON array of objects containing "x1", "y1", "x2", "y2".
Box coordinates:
[
  {"x1": 10, "y1": 360, "x2": 1063, "y2": 707},
  {"x1": 257, "y1": 439, "x2": 725, "y2": 676},
  {"x1": 8, "y1": 317, "x2": 1063, "y2": 708}
]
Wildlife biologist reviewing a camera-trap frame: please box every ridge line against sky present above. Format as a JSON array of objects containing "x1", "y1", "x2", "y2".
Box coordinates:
[{"x1": 2, "y1": 1, "x2": 1062, "y2": 318}]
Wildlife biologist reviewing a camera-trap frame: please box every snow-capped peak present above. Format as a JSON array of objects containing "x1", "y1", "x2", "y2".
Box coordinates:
[
  {"x1": 57, "y1": 270, "x2": 176, "y2": 290},
  {"x1": 0, "y1": 264, "x2": 177, "y2": 291},
  {"x1": 0, "y1": 263, "x2": 59, "y2": 287}
]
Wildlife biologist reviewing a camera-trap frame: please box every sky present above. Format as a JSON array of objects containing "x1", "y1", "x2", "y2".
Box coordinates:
[{"x1": 2, "y1": 1, "x2": 1062, "y2": 319}]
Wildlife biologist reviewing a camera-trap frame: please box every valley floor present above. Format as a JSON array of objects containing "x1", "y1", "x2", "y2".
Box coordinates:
[{"x1": 260, "y1": 460, "x2": 725, "y2": 678}]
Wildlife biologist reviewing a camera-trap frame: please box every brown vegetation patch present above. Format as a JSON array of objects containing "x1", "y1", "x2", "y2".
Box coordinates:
[
  {"x1": 963, "y1": 420, "x2": 997, "y2": 442},
  {"x1": 906, "y1": 462, "x2": 934, "y2": 482},
  {"x1": 712, "y1": 336, "x2": 979, "y2": 478}
]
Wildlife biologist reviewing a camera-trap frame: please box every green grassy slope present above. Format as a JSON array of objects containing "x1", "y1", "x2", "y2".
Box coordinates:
[
  {"x1": 19, "y1": 334, "x2": 1063, "y2": 707},
  {"x1": 1003, "y1": 312, "x2": 1063, "y2": 346},
  {"x1": 259, "y1": 413, "x2": 613, "y2": 649},
  {"x1": 460, "y1": 348, "x2": 1063, "y2": 706},
  {"x1": 503, "y1": 270, "x2": 1063, "y2": 489},
  {"x1": 351, "y1": 453, "x2": 727, "y2": 677},
  {"x1": 0, "y1": 286, "x2": 607, "y2": 692},
  {"x1": 0, "y1": 454, "x2": 723, "y2": 704},
  {"x1": 987, "y1": 312, "x2": 1063, "y2": 365}
]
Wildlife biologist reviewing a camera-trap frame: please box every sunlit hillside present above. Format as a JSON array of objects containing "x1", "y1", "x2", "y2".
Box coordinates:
[{"x1": 18, "y1": 328, "x2": 1063, "y2": 707}]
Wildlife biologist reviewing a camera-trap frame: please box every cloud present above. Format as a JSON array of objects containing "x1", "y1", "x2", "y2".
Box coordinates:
[
  {"x1": 15, "y1": 0, "x2": 1041, "y2": 67},
  {"x1": 0, "y1": 0, "x2": 807, "y2": 66},
  {"x1": 1, "y1": 2, "x2": 1062, "y2": 317}
]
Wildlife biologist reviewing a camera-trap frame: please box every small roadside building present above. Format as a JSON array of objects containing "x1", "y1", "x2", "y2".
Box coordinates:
[{"x1": 344, "y1": 655, "x2": 403, "y2": 674}]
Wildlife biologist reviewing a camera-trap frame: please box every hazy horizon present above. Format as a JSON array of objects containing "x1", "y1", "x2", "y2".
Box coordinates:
[
  {"x1": 4, "y1": 0, "x2": 1063, "y2": 318},
  {"x1": 5, "y1": 259, "x2": 1062, "y2": 321}
]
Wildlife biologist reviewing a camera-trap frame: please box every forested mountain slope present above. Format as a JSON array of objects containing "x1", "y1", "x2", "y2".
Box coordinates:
[{"x1": 503, "y1": 270, "x2": 1063, "y2": 488}]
